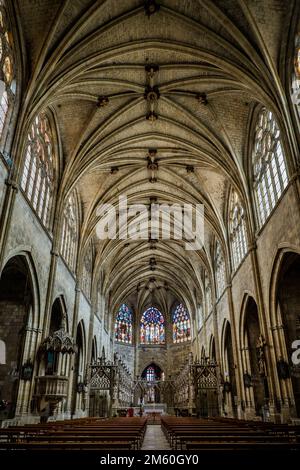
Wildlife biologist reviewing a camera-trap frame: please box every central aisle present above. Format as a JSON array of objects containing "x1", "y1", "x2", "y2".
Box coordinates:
[{"x1": 141, "y1": 424, "x2": 171, "y2": 450}]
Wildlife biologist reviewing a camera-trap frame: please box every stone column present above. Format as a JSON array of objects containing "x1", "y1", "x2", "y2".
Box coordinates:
[
  {"x1": 66, "y1": 284, "x2": 81, "y2": 418},
  {"x1": 226, "y1": 282, "x2": 244, "y2": 419}
]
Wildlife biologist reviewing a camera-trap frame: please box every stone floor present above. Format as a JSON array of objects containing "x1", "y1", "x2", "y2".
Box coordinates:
[{"x1": 141, "y1": 424, "x2": 171, "y2": 450}]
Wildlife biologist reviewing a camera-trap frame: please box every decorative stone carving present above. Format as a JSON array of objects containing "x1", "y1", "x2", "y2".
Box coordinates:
[
  {"x1": 186, "y1": 165, "x2": 194, "y2": 173},
  {"x1": 145, "y1": 64, "x2": 160, "y2": 120},
  {"x1": 144, "y1": 85, "x2": 160, "y2": 102},
  {"x1": 256, "y1": 334, "x2": 267, "y2": 377},
  {"x1": 146, "y1": 111, "x2": 158, "y2": 122},
  {"x1": 147, "y1": 148, "x2": 159, "y2": 181},
  {"x1": 144, "y1": 0, "x2": 160, "y2": 17},
  {"x1": 40, "y1": 329, "x2": 77, "y2": 354},
  {"x1": 149, "y1": 257, "x2": 156, "y2": 271},
  {"x1": 98, "y1": 95, "x2": 109, "y2": 107},
  {"x1": 35, "y1": 375, "x2": 68, "y2": 401},
  {"x1": 196, "y1": 92, "x2": 208, "y2": 105}
]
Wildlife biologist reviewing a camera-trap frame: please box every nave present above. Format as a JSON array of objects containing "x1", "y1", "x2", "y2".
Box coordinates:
[
  {"x1": 0, "y1": 415, "x2": 299, "y2": 454},
  {"x1": 1, "y1": 0, "x2": 300, "y2": 454}
]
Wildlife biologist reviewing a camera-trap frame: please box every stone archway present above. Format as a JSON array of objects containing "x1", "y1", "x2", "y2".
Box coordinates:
[
  {"x1": 242, "y1": 297, "x2": 267, "y2": 418},
  {"x1": 275, "y1": 252, "x2": 300, "y2": 418},
  {"x1": 0, "y1": 255, "x2": 34, "y2": 420},
  {"x1": 141, "y1": 362, "x2": 163, "y2": 404}
]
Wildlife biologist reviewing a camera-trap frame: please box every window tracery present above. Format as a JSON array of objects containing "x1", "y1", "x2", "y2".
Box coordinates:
[
  {"x1": 114, "y1": 304, "x2": 133, "y2": 344},
  {"x1": 140, "y1": 307, "x2": 165, "y2": 344},
  {"x1": 229, "y1": 190, "x2": 247, "y2": 270},
  {"x1": 172, "y1": 303, "x2": 191, "y2": 343},
  {"x1": 21, "y1": 113, "x2": 55, "y2": 228},
  {"x1": 252, "y1": 108, "x2": 288, "y2": 227}
]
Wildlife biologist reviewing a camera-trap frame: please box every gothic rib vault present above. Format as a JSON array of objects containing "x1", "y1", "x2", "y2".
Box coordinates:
[{"x1": 10, "y1": 0, "x2": 298, "y2": 318}]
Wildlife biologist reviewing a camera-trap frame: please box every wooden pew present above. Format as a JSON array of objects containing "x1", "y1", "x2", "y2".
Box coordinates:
[
  {"x1": 161, "y1": 416, "x2": 300, "y2": 451},
  {"x1": 0, "y1": 417, "x2": 147, "y2": 451}
]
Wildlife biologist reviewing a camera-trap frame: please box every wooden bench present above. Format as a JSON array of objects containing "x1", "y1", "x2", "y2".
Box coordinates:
[
  {"x1": 0, "y1": 417, "x2": 147, "y2": 451},
  {"x1": 161, "y1": 416, "x2": 300, "y2": 451}
]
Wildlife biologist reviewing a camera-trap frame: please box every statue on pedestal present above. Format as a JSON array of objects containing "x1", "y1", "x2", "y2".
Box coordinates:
[{"x1": 256, "y1": 334, "x2": 267, "y2": 377}]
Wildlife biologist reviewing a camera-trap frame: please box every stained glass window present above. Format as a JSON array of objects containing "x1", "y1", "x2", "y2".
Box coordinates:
[
  {"x1": 252, "y1": 108, "x2": 288, "y2": 227},
  {"x1": 60, "y1": 191, "x2": 79, "y2": 272},
  {"x1": 82, "y1": 240, "x2": 94, "y2": 300},
  {"x1": 205, "y1": 271, "x2": 212, "y2": 314},
  {"x1": 215, "y1": 240, "x2": 226, "y2": 299},
  {"x1": 140, "y1": 307, "x2": 165, "y2": 344},
  {"x1": 229, "y1": 190, "x2": 247, "y2": 270},
  {"x1": 114, "y1": 304, "x2": 133, "y2": 344},
  {"x1": 0, "y1": 1, "x2": 16, "y2": 155},
  {"x1": 172, "y1": 303, "x2": 191, "y2": 343},
  {"x1": 21, "y1": 113, "x2": 55, "y2": 229},
  {"x1": 146, "y1": 366, "x2": 155, "y2": 382}
]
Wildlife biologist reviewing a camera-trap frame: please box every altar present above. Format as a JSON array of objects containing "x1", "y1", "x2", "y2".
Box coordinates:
[{"x1": 143, "y1": 403, "x2": 167, "y2": 415}]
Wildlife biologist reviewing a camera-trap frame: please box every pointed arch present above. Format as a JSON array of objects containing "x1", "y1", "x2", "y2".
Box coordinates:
[
  {"x1": 209, "y1": 335, "x2": 216, "y2": 362},
  {"x1": 0, "y1": 253, "x2": 40, "y2": 417},
  {"x1": 269, "y1": 247, "x2": 300, "y2": 417},
  {"x1": 49, "y1": 296, "x2": 68, "y2": 334}
]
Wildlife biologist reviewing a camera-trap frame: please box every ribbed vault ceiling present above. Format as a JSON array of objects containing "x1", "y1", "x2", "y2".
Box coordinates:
[{"x1": 15, "y1": 0, "x2": 297, "y2": 319}]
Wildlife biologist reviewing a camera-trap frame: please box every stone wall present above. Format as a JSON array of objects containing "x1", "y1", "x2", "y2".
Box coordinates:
[{"x1": 114, "y1": 342, "x2": 135, "y2": 374}]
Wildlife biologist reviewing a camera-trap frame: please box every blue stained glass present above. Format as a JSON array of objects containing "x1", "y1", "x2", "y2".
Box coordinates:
[
  {"x1": 172, "y1": 303, "x2": 191, "y2": 343},
  {"x1": 140, "y1": 307, "x2": 165, "y2": 344},
  {"x1": 146, "y1": 366, "x2": 155, "y2": 382},
  {"x1": 114, "y1": 304, "x2": 133, "y2": 344}
]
